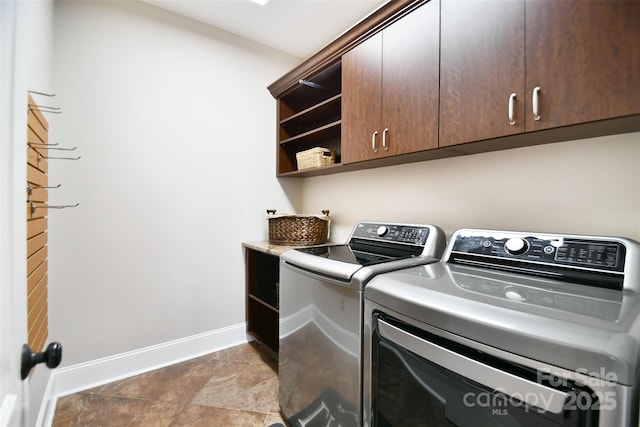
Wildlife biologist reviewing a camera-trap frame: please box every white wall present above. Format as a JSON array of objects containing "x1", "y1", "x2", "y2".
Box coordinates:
[
  {"x1": 50, "y1": 0, "x2": 301, "y2": 366},
  {"x1": 302, "y1": 132, "x2": 640, "y2": 243},
  {"x1": 47, "y1": 0, "x2": 640, "y2": 380},
  {"x1": 25, "y1": 1, "x2": 54, "y2": 93}
]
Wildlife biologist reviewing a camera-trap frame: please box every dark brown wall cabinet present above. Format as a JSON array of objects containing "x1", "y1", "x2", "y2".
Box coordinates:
[
  {"x1": 342, "y1": 0, "x2": 440, "y2": 164},
  {"x1": 268, "y1": 0, "x2": 640, "y2": 177},
  {"x1": 439, "y1": 0, "x2": 640, "y2": 147}
]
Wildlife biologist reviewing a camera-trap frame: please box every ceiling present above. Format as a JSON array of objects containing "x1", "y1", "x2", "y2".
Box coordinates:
[{"x1": 141, "y1": 0, "x2": 388, "y2": 58}]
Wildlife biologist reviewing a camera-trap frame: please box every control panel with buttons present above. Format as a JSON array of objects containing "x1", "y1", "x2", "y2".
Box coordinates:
[
  {"x1": 445, "y1": 229, "x2": 630, "y2": 290},
  {"x1": 351, "y1": 222, "x2": 431, "y2": 246}
]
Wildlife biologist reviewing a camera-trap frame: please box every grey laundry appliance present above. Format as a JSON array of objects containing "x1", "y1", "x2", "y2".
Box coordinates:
[
  {"x1": 364, "y1": 228, "x2": 640, "y2": 427},
  {"x1": 278, "y1": 221, "x2": 446, "y2": 427}
]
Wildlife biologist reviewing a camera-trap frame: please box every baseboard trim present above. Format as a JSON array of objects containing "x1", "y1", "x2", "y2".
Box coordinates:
[
  {"x1": 0, "y1": 394, "x2": 18, "y2": 427},
  {"x1": 38, "y1": 322, "x2": 249, "y2": 426}
]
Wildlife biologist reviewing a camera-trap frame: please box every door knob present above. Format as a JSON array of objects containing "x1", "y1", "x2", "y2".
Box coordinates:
[{"x1": 20, "y1": 342, "x2": 62, "y2": 380}]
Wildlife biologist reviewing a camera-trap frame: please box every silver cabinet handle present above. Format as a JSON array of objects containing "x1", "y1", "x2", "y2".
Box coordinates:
[
  {"x1": 508, "y1": 93, "x2": 516, "y2": 125},
  {"x1": 532, "y1": 86, "x2": 541, "y2": 121},
  {"x1": 372, "y1": 131, "x2": 378, "y2": 153},
  {"x1": 382, "y1": 128, "x2": 389, "y2": 151}
]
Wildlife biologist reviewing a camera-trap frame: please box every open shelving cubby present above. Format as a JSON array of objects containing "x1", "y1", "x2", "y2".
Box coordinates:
[
  {"x1": 277, "y1": 60, "x2": 342, "y2": 176},
  {"x1": 245, "y1": 247, "x2": 280, "y2": 357}
]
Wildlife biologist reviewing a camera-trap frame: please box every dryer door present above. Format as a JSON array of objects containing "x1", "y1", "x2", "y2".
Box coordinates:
[{"x1": 370, "y1": 314, "x2": 598, "y2": 427}]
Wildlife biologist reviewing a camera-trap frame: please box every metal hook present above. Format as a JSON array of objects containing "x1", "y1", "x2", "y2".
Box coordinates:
[
  {"x1": 27, "y1": 184, "x2": 61, "y2": 198},
  {"x1": 39, "y1": 154, "x2": 81, "y2": 161},
  {"x1": 28, "y1": 104, "x2": 62, "y2": 114},
  {"x1": 30, "y1": 144, "x2": 77, "y2": 151},
  {"x1": 27, "y1": 142, "x2": 59, "y2": 147},
  {"x1": 30, "y1": 202, "x2": 79, "y2": 217},
  {"x1": 28, "y1": 90, "x2": 56, "y2": 97}
]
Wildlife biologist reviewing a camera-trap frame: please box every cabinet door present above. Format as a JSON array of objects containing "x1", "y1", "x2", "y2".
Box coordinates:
[
  {"x1": 525, "y1": 0, "x2": 640, "y2": 132},
  {"x1": 342, "y1": 32, "x2": 383, "y2": 164},
  {"x1": 382, "y1": 0, "x2": 440, "y2": 156},
  {"x1": 439, "y1": 0, "x2": 525, "y2": 147}
]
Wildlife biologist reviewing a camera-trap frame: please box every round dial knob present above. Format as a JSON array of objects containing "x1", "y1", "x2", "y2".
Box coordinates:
[
  {"x1": 504, "y1": 237, "x2": 528, "y2": 255},
  {"x1": 377, "y1": 226, "x2": 389, "y2": 237}
]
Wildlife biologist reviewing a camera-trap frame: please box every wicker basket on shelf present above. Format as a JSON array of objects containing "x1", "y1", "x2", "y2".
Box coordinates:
[
  {"x1": 296, "y1": 147, "x2": 336, "y2": 170},
  {"x1": 266, "y1": 209, "x2": 330, "y2": 246}
]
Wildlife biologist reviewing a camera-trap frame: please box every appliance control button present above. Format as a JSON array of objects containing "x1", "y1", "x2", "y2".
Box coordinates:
[
  {"x1": 505, "y1": 287, "x2": 526, "y2": 302},
  {"x1": 377, "y1": 226, "x2": 389, "y2": 237},
  {"x1": 505, "y1": 237, "x2": 528, "y2": 255},
  {"x1": 543, "y1": 245, "x2": 555, "y2": 254}
]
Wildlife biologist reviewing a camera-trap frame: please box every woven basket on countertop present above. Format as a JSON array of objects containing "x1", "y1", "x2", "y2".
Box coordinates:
[
  {"x1": 296, "y1": 147, "x2": 336, "y2": 170},
  {"x1": 266, "y1": 209, "x2": 330, "y2": 246}
]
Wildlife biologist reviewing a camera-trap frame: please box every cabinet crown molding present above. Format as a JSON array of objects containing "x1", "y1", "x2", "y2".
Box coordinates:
[{"x1": 267, "y1": 0, "x2": 425, "y2": 99}]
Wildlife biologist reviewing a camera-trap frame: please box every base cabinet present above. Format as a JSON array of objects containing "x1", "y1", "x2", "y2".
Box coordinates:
[{"x1": 244, "y1": 246, "x2": 280, "y2": 358}]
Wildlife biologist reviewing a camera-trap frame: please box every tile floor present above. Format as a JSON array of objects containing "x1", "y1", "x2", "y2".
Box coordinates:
[{"x1": 52, "y1": 342, "x2": 287, "y2": 426}]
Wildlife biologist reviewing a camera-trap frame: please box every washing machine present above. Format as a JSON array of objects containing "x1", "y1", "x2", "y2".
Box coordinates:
[{"x1": 279, "y1": 221, "x2": 446, "y2": 426}]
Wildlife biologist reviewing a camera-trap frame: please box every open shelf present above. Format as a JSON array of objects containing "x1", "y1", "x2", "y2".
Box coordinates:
[
  {"x1": 245, "y1": 247, "x2": 280, "y2": 357},
  {"x1": 277, "y1": 60, "x2": 342, "y2": 175},
  {"x1": 280, "y1": 95, "x2": 342, "y2": 141},
  {"x1": 280, "y1": 120, "x2": 341, "y2": 145},
  {"x1": 247, "y1": 298, "x2": 278, "y2": 354}
]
